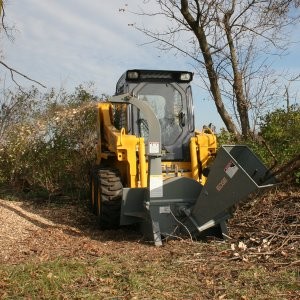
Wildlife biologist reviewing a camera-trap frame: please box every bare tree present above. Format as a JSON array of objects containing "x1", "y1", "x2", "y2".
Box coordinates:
[
  {"x1": 284, "y1": 74, "x2": 300, "y2": 112},
  {"x1": 1, "y1": 0, "x2": 3, "y2": 27},
  {"x1": 130, "y1": 0, "x2": 300, "y2": 138},
  {"x1": 0, "y1": 0, "x2": 46, "y2": 89}
]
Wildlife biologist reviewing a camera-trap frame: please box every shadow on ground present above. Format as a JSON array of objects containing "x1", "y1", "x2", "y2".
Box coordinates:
[{"x1": 0, "y1": 188, "x2": 143, "y2": 245}]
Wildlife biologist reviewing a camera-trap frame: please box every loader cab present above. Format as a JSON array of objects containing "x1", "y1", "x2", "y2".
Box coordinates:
[{"x1": 115, "y1": 69, "x2": 195, "y2": 161}]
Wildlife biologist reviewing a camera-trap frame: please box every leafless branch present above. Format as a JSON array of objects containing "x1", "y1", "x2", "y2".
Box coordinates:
[
  {"x1": 135, "y1": 26, "x2": 204, "y2": 66},
  {"x1": 0, "y1": 61, "x2": 46, "y2": 89}
]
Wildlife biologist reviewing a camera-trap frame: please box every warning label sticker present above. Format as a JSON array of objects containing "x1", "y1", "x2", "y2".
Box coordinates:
[
  {"x1": 149, "y1": 142, "x2": 160, "y2": 154},
  {"x1": 159, "y1": 206, "x2": 171, "y2": 214},
  {"x1": 224, "y1": 160, "x2": 239, "y2": 178},
  {"x1": 150, "y1": 175, "x2": 163, "y2": 198}
]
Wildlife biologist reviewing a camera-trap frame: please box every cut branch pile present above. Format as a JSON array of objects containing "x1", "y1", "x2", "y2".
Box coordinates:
[{"x1": 227, "y1": 186, "x2": 299, "y2": 266}]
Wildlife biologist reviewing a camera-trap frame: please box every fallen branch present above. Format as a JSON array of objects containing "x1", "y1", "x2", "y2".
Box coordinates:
[
  {"x1": 261, "y1": 231, "x2": 300, "y2": 240},
  {"x1": 262, "y1": 154, "x2": 300, "y2": 183}
]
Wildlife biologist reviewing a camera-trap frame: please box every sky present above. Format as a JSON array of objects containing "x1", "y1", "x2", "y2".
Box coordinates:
[{"x1": 1, "y1": 0, "x2": 300, "y2": 131}]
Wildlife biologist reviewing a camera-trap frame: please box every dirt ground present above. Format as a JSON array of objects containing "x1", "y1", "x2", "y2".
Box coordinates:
[
  {"x1": 0, "y1": 186, "x2": 299, "y2": 299},
  {"x1": 0, "y1": 197, "x2": 148, "y2": 264}
]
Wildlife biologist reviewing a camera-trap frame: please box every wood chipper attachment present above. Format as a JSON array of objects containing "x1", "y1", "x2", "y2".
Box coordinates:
[{"x1": 120, "y1": 144, "x2": 276, "y2": 246}]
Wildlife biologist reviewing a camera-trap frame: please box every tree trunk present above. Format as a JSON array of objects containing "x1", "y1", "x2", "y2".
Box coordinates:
[
  {"x1": 223, "y1": 11, "x2": 251, "y2": 138},
  {"x1": 181, "y1": 0, "x2": 240, "y2": 138}
]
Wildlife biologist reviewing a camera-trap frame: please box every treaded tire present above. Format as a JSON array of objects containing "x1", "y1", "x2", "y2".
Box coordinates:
[{"x1": 94, "y1": 168, "x2": 122, "y2": 229}]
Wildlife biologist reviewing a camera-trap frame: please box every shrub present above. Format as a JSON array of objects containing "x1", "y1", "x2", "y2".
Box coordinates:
[
  {"x1": 0, "y1": 84, "x2": 99, "y2": 197},
  {"x1": 259, "y1": 104, "x2": 299, "y2": 164}
]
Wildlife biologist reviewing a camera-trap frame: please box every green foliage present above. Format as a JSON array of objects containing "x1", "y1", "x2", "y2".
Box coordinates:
[
  {"x1": 251, "y1": 105, "x2": 300, "y2": 184},
  {"x1": 259, "y1": 104, "x2": 300, "y2": 164},
  {"x1": 217, "y1": 104, "x2": 300, "y2": 183},
  {"x1": 0, "y1": 84, "x2": 99, "y2": 197},
  {"x1": 216, "y1": 128, "x2": 237, "y2": 145}
]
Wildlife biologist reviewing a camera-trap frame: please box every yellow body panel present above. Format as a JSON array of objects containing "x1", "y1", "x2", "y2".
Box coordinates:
[{"x1": 96, "y1": 103, "x2": 217, "y2": 188}]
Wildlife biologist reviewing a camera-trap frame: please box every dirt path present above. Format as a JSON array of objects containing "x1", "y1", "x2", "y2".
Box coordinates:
[
  {"x1": 0, "y1": 200, "x2": 44, "y2": 262},
  {"x1": 0, "y1": 198, "x2": 145, "y2": 264}
]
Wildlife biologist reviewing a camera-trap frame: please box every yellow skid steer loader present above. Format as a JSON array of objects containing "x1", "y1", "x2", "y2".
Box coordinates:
[{"x1": 90, "y1": 69, "x2": 275, "y2": 245}]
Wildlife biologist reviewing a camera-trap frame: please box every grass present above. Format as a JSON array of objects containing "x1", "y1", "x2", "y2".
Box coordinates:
[
  {"x1": 223, "y1": 266, "x2": 299, "y2": 299},
  {"x1": 1, "y1": 259, "x2": 86, "y2": 299},
  {"x1": 1, "y1": 253, "x2": 299, "y2": 300}
]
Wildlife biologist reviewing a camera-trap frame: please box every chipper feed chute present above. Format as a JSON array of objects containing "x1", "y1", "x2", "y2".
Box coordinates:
[{"x1": 187, "y1": 145, "x2": 276, "y2": 236}]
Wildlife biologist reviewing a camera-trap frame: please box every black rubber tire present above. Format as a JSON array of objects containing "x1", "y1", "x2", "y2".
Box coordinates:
[{"x1": 94, "y1": 168, "x2": 122, "y2": 229}]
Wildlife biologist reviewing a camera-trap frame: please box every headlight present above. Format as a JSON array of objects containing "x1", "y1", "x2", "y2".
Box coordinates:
[
  {"x1": 180, "y1": 72, "x2": 192, "y2": 81},
  {"x1": 127, "y1": 71, "x2": 139, "y2": 80}
]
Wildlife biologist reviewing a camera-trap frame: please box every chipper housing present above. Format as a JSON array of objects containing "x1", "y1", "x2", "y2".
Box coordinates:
[{"x1": 90, "y1": 69, "x2": 276, "y2": 245}]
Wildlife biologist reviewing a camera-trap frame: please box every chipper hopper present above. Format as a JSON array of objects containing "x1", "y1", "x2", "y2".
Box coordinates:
[{"x1": 90, "y1": 69, "x2": 276, "y2": 245}]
